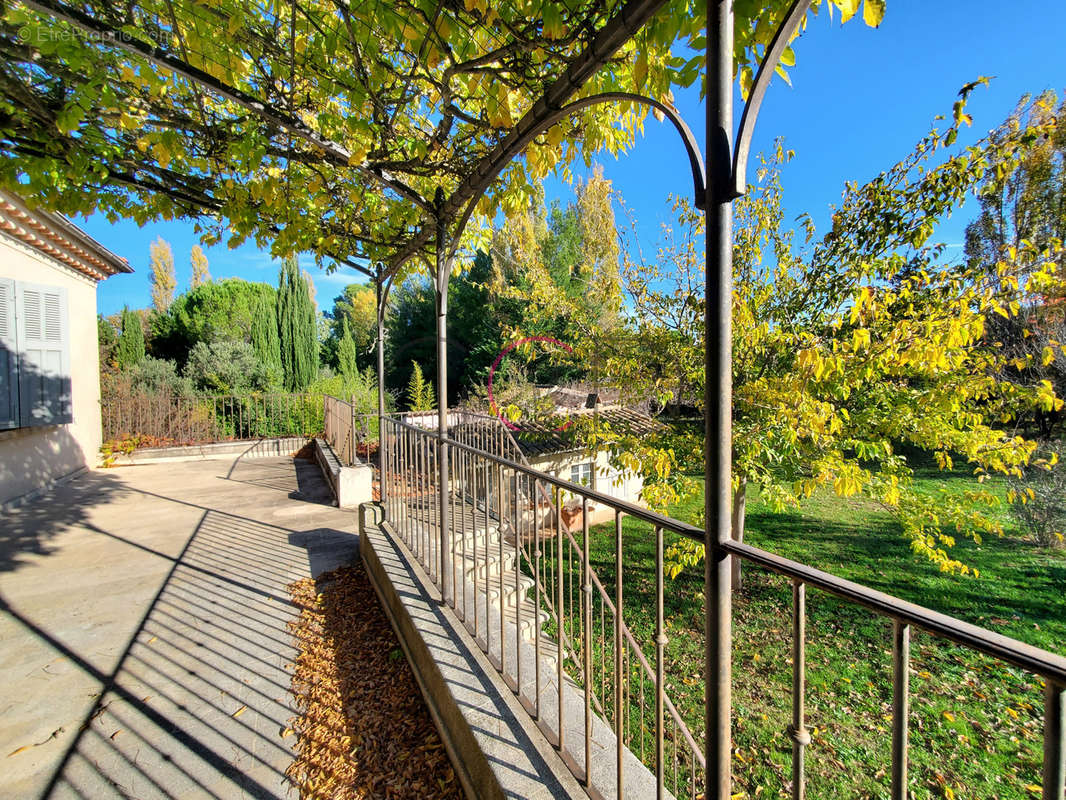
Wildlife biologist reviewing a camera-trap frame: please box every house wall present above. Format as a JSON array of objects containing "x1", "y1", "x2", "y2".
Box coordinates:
[
  {"x1": 0, "y1": 237, "x2": 102, "y2": 505},
  {"x1": 528, "y1": 449, "x2": 645, "y2": 525}
]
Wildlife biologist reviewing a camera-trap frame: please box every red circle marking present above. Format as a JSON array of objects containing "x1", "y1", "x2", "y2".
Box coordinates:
[{"x1": 487, "y1": 336, "x2": 575, "y2": 432}]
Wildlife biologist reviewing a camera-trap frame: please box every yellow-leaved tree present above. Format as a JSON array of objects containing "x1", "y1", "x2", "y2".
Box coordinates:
[
  {"x1": 149, "y1": 237, "x2": 176, "y2": 313},
  {"x1": 190, "y1": 245, "x2": 211, "y2": 288},
  {"x1": 524, "y1": 92, "x2": 1065, "y2": 579}
]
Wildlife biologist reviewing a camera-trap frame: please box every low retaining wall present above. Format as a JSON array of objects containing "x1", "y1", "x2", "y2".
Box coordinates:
[
  {"x1": 358, "y1": 504, "x2": 586, "y2": 800},
  {"x1": 312, "y1": 437, "x2": 373, "y2": 509},
  {"x1": 109, "y1": 437, "x2": 310, "y2": 464}
]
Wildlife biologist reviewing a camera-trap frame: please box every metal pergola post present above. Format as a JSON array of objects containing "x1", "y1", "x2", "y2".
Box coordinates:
[
  {"x1": 435, "y1": 194, "x2": 453, "y2": 606},
  {"x1": 705, "y1": 0, "x2": 734, "y2": 797},
  {"x1": 1047, "y1": 679, "x2": 1066, "y2": 800},
  {"x1": 376, "y1": 269, "x2": 388, "y2": 507}
]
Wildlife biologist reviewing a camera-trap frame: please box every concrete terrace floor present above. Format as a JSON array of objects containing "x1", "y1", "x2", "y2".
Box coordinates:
[{"x1": 0, "y1": 454, "x2": 360, "y2": 799}]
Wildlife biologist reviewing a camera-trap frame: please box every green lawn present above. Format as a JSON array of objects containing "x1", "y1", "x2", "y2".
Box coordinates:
[{"x1": 560, "y1": 470, "x2": 1065, "y2": 799}]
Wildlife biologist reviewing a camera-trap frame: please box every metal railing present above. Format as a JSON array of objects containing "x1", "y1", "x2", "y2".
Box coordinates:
[
  {"x1": 379, "y1": 412, "x2": 1066, "y2": 800},
  {"x1": 427, "y1": 409, "x2": 560, "y2": 530},
  {"x1": 101, "y1": 391, "x2": 324, "y2": 446},
  {"x1": 382, "y1": 414, "x2": 703, "y2": 798},
  {"x1": 323, "y1": 395, "x2": 378, "y2": 466}
]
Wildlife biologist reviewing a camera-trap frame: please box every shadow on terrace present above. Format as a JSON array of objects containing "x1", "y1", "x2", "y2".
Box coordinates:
[{"x1": 0, "y1": 453, "x2": 359, "y2": 799}]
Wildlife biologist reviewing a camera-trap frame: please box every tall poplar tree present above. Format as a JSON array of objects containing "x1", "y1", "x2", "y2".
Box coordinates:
[
  {"x1": 190, "y1": 245, "x2": 211, "y2": 288},
  {"x1": 149, "y1": 237, "x2": 176, "y2": 312},
  {"x1": 277, "y1": 256, "x2": 318, "y2": 391}
]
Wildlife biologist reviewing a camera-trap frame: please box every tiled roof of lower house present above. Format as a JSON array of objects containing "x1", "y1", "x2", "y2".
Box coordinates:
[{"x1": 508, "y1": 407, "x2": 667, "y2": 458}]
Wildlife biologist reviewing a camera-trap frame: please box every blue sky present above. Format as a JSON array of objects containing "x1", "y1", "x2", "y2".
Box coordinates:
[{"x1": 85, "y1": 1, "x2": 1066, "y2": 317}]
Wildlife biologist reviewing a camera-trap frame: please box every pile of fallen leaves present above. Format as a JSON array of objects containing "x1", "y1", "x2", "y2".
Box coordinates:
[{"x1": 286, "y1": 565, "x2": 463, "y2": 799}]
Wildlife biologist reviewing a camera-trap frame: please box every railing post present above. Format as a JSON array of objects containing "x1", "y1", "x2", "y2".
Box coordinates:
[
  {"x1": 655, "y1": 525, "x2": 666, "y2": 800},
  {"x1": 498, "y1": 461, "x2": 506, "y2": 670},
  {"x1": 891, "y1": 620, "x2": 910, "y2": 800},
  {"x1": 534, "y1": 478, "x2": 542, "y2": 719},
  {"x1": 1046, "y1": 679, "x2": 1065, "y2": 800},
  {"x1": 582, "y1": 496, "x2": 592, "y2": 786},
  {"x1": 789, "y1": 580, "x2": 810, "y2": 799},
  {"x1": 376, "y1": 269, "x2": 388, "y2": 507},
  {"x1": 557, "y1": 485, "x2": 565, "y2": 750},
  {"x1": 349, "y1": 401, "x2": 356, "y2": 466},
  {"x1": 705, "y1": 0, "x2": 735, "y2": 797},
  {"x1": 615, "y1": 509, "x2": 624, "y2": 796}
]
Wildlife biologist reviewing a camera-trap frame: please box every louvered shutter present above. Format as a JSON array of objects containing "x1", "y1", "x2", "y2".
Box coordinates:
[
  {"x1": 17, "y1": 283, "x2": 72, "y2": 427},
  {"x1": 0, "y1": 278, "x2": 17, "y2": 429}
]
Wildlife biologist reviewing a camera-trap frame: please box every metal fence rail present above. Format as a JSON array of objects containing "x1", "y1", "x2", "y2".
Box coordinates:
[
  {"x1": 379, "y1": 413, "x2": 1066, "y2": 800},
  {"x1": 324, "y1": 395, "x2": 378, "y2": 466},
  {"x1": 101, "y1": 392, "x2": 324, "y2": 446},
  {"x1": 382, "y1": 414, "x2": 703, "y2": 798}
]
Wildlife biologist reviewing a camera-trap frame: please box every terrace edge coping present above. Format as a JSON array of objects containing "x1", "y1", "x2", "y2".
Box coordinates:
[
  {"x1": 107, "y1": 436, "x2": 310, "y2": 464},
  {"x1": 358, "y1": 502, "x2": 589, "y2": 800}
]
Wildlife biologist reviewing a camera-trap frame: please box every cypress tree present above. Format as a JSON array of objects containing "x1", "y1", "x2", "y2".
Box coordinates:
[
  {"x1": 115, "y1": 306, "x2": 145, "y2": 370},
  {"x1": 251, "y1": 290, "x2": 283, "y2": 383},
  {"x1": 336, "y1": 318, "x2": 359, "y2": 382},
  {"x1": 277, "y1": 256, "x2": 318, "y2": 390}
]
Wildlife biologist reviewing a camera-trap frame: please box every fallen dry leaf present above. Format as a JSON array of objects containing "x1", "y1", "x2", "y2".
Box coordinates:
[
  {"x1": 285, "y1": 564, "x2": 461, "y2": 799},
  {"x1": 7, "y1": 726, "x2": 65, "y2": 757}
]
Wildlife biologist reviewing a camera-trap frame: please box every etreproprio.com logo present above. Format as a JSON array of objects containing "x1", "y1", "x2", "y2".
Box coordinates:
[{"x1": 16, "y1": 26, "x2": 149, "y2": 45}]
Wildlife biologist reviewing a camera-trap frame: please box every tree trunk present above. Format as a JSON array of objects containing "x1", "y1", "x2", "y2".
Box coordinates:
[{"x1": 731, "y1": 477, "x2": 747, "y2": 592}]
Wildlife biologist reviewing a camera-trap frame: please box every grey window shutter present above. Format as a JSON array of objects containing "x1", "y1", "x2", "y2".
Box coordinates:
[
  {"x1": 0, "y1": 278, "x2": 18, "y2": 429},
  {"x1": 16, "y1": 282, "x2": 72, "y2": 427}
]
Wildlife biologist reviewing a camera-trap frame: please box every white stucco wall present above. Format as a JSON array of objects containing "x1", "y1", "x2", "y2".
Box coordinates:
[
  {"x1": 0, "y1": 236, "x2": 103, "y2": 505},
  {"x1": 528, "y1": 448, "x2": 645, "y2": 523}
]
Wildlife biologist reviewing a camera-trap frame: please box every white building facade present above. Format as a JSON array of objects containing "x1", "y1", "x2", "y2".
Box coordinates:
[{"x1": 0, "y1": 190, "x2": 131, "y2": 505}]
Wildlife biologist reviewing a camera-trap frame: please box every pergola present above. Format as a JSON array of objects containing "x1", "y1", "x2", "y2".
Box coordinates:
[{"x1": 5, "y1": 2, "x2": 1023, "y2": 799}]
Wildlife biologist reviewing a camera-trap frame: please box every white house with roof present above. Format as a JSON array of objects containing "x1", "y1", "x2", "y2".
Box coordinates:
[
  {"x1": 510, "y1": 393, "x2": 663, "y2": 525},
  {"x1": 428, "y1": 386, "x2": 664, "y2": 528},
  {"x1": 0, "y1": 190, "x2": 131, "y2": 506}
]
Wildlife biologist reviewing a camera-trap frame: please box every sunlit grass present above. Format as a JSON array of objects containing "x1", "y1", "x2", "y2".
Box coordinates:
[{"x1": 572, "y1": 470, "x2": 1065, "y2": 799}]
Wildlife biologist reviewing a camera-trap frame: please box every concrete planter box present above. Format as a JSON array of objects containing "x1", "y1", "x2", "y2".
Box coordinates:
[{"x1": 313, "y1": 437, "x2": 372, "y2": 509}]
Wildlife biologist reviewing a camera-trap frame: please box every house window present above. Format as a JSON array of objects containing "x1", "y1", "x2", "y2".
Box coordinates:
[
  {"x1": 570, "y1": 462, "x2": 592, "y2": 487},
  {"x1": 0, "y1": 279, "x2": 72, "y2": 430}
]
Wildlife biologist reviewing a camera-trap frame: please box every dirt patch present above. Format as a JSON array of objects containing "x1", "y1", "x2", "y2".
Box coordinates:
[
  {"x1": 293, "y1": 440, "x2": 316, "y2": 460},
  {"x1": 286, "y1": 564, "x2": 462, "y2": 799}
]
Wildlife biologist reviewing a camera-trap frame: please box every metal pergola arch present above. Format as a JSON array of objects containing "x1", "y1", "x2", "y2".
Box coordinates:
[{"x1": 362, "y1": 3, "x2": 817, "y2": 795}]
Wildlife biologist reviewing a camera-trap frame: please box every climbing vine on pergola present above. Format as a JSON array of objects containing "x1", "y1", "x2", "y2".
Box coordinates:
[{"x1": 0, "y1": 0, "x2": 880, "y2": 279}]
